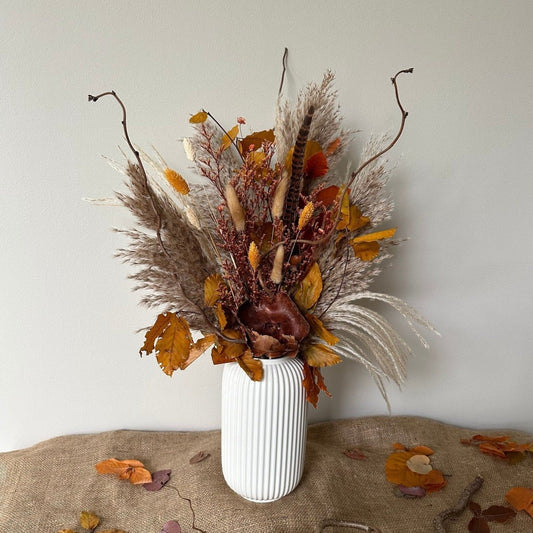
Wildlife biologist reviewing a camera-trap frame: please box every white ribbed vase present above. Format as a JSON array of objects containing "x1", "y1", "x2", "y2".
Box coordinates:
[{"x1": 221, "y1": 356, "x2": 308, "y2": 502}]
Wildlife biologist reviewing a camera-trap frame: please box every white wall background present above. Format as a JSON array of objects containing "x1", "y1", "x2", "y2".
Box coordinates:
[{"x1": 1, "y1": 0, "x2": 532, "y2": 452}]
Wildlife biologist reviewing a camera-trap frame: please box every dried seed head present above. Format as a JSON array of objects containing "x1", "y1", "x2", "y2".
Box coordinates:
[
  {"x1": 164, "y1": 168, "x2": 190, "y2": 195},
  {"x1": 297, "y1": 201, "x2": 314, "y2": 231},
  {"x1": 248, "y1": 241, "x2": 260, "y2": 271},
  {"x1": 182, "y1": 138, "x2": 195, "y2": 161},
  {"x1": 225, "y1": 183, "x2": 246, "y2": 232},
  {"x1": 185, "y1": 207, "x2": 201, "y2": 229},
  {"x1": 272, "y1": 169, "x2": 290, "y2": 219},
  {"x1": 270, "y1": 245, "x2": 285, "y2": 284}
]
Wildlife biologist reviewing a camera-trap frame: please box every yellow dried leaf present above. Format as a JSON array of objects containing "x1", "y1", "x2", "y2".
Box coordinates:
[
  {"x1": 58, "y1": 530, "x2": 76, "y2": 533},
  {"x1": 215, "y1": 303, "x2": 227, "y2": 329},
  {"x1": 189, "y1": 111, "x2": 208, "y2": 123},
  {"x1": 155, "y1": 315, "x2": 193, "y2": 376},
  {"x1": 79, "y1": 511, "x2": 100, "y2": 530},
  {"x1": 304, "y1": 343, "x2": 342, "y2": 367},
  {"x1": 351, "y1": 227, "x2": 397, "y2": 243},
  {"x1": 221, "y1": 125, "x2": 239, "y2": 151},
  {"x1": 352, "y1": 241, "x2": 380, "y2": 262},
  {"x1": 293, "y1": 262, "x2": 322, "y2": 311},
  {"x1": 306, "y1": 314, "x2": 339, "y2": 345},
  {"x1": 164, "y1": 168, "x2": 189, "y2": 195},
  {"x1": 204, "y1": 273, "x2": 224, "y2": 306}
]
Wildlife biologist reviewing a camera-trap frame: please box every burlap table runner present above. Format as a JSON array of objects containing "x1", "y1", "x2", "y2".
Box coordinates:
[{"x1": 1, "y1": 416, "x2": 531, "y2": 532}]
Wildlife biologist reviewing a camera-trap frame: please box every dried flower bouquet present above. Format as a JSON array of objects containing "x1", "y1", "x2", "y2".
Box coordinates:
[{"x1": 89, "y1": 65, "x2": 436, "y2": 407}]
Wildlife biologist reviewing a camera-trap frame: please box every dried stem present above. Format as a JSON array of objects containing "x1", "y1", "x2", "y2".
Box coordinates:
[
  {"x1": 166, "y1": 484, "x2": 206, "y2": 533},
  {"x1": 320, "y1": 519, "x2": 383, "y2": 532},
  {"x1": 206, "y1": 111, "x2": 244, "y2": 162},
  {"x1": 278, "y1": 47, "x2": 288, "y2": 96},
  {"x1": 433, "y1": 475, "x2": 484, "y2": 532}
]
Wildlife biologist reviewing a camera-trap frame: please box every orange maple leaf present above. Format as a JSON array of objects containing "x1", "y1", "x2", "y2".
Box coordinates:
[{"x1": 95, "y1": 458, "x2": 152, "y2": 485}]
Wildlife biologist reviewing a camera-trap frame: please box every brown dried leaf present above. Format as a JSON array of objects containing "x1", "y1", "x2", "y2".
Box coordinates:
[
  {"x1": 211, "y1": 330, "x2": 246, "y2": 364},
  {"x1": 99, "y1": 530, "x2": 128, "y2": 533},
  {"x1": 79, "y1": 511, "x2": 100, "y2": 530},
  {"x1": 478, "y1": 442, "x2": 507, "y2": 458},
  {"x1": 58, "y1": 530, "x2": 76, "y2": 533},
  {"x1": 410, "y1": 445, "x2": 434, "y2": 455},
  {"x1": 240, "y1": 129, "x2": 275, "y2": 153},
  {"x1": 469, "y1": 501, "x2": 482, "y2": 516},
  {"x1": 237, "y1": 349, "x2": 263, "y2": 381},
  {"x1": 472, "y1": 434, "x2": 510, "y2": 443},
  {"x1": 343, "y1": 448, "x2": 367, "y2": 460},
  {"x1": 468, "y1": 516, "x2": 490, "y2": 533},
  {"x1": 140, "y1": 313, "x2": 171, "y2": 356},
  {"x1": 481, "y1": 505, "x2": 516, "y2": 523},
  {"x1": 189, "y1": 451, "x2": 210, "y2": 464}
]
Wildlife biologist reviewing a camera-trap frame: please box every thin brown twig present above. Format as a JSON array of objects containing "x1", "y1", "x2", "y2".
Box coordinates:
[
  {"x1": 278, "y1": 47, "x2": 288, "y2": 96},
  {"x1": 433, "y1": 475, "x2": 484, "y2": 532},
  {"x1": 320, "y1": 519, "x2": 383, "y2": 532},
  {"x1": 166, "y1": 484, "x2": 206, "y2": 533}
]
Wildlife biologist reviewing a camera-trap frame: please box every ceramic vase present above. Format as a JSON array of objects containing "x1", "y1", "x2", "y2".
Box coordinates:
[{"x1": 220, "y1": 356, "x2": 308, "y2": 502}]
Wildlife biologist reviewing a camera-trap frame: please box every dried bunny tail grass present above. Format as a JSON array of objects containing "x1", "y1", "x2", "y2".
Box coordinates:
[
  {"x1": 275, "y1": 70, "x2": 351, "y2": 165},
  {"x1": 349, "y1": 133, "x2": 396, "y2": 225},
  {"x1": 322, "y1": 292, "x2": 438, "y2": 408}
]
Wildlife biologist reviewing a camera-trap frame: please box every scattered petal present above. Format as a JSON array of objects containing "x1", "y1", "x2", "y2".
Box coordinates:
[
  {"x1": 143, "y1": 469, "x2": 171, "y2": 491},
  {"x1": 161, "y1": 520, "x2": 182, "y2": 533},
  {"x1": 397, "y1": 485, "x2": 426, "y2": 498},
  {"x1": 343, "y1": 448, "x2": 368, "y2": 460},
  {"x1": 406, "y1": 455, "x2": 432, "y2": 475},
  {"x1": 189, "y1": 451, "x2": 211, "y2": 464},
  {"x1": 481, "y1": 505, "x2": 516, "y2": 523}
]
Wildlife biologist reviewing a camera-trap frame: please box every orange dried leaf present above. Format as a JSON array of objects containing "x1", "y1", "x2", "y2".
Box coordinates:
[
  {"x1": 204, "y1": 273, "x2": 224, "y2": 307},
  {"x1": 411, "y1": 445, "x2": 434, "y2": 456},
  {"x1": 164, "y1": 168, "x2": 189, "y2": 195},
  {"x1": 183, "y1": 334, "x2": 216, "y2": 370},
  {"x1": 58, "y1": 530, "x2": 76, "y2": 533},
  {"x1": 472, "y1": 434, "x2": 510, "y2": 443},
  {"x1": 211, "y1": 330, "x2": 246, "y2": 364},
  {"x1": 80, "y1": 511, "x2": 100, "y2": 530},
  {"x1": 479, "y1": 442, "x2": 507, "y2": 458},
  {"x1": 189, "y1": 111, "x2": 208, "y2": 123},
  {"x1": 237, "y1": 350, "x2": 263, "y2": 381},
  {"x1": 305, "y1": 151, "x2": 329, "y2": 179},
  {"x1": 393, "y1": 442, "x2": 407, "y2": 450},
  {"x1": 316, "y1": 185, "x2": 340, "y2": 206},
  {"x1": 385, "y1": 451, "x2": 426, "y2": 487},
  {"x1": 221, "y1": 125, "x2": 239, "y2": 151},
  {"x1": 140, "y1": 313, "x2": 171, "y2": 356},
  {"x1": 293, "y1": 262, "x2": 322, "y2": 311},
  {"x1": 344, "y1": 448, "x2": 368, "y2": 460},
  {"x1": 302, "y1": 362, "x2": 330, "y2": 408},
  {"x1": 506, "y1": 487, "x2": 533, "y2": 513},
  {"x1": 215, "y1": 303, "x2": 227, "y2": 329},
  {"x1": 95, "y1": 458, "x2": 152, "y2": 484},
  {"x1": 303, "y1": 343, "x2": 341, "y2": 368},
  {"x1": 351, "y1": 227, "x2": 397, "y2": 243},
  {"x1": 155, "y1": 315, "x2": 193, "y2": 376},
  {"x1": 423, "y1": 469, "x2": 447, "y2": 493},
  {"x1": 325, "y1": 137, "x2": 341, "y2": 156},
  {"x1": 241, "y1": 129, "x2": 275, "y2": 153},
  {"x1": 306, "y1": 314, "x2": 339, "y2": 345},
  {"x1": 352, "y1": 241, "x2": 380, "y2": 262}
]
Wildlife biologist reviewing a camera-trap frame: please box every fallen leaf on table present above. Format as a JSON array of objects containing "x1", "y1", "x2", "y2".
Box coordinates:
[
  {"x1": 79, "y1": 510, "x2": 100, "y2": 530},
  {"x1": 468, "y1": 501, "x2": 516, "y2": 532},
  {"x1": 462, "y1": 434, "x2": 532, "y2": 462},
  {"x1": 95, "y1": 458, "x2": 152, "y2": 485},
  {"x1": 343, "y1": 448, "x2": 368, "y2": 460},
  {"x1": 143, "y1": 469, "x2": 172, "y2": 491},
  {"x1": 397, "y1": 485, "x2": 426, "y2": 498},
  {"x1": 99, "y1": 530, "x2": 127, "y2": 533},
  {"x1": 506, "y1": 486, "x2": 533, "y2": 517},
  {"x1": 189, "y1": 451, "x2": 210, "y2": 464},
  {"x1": 161, "y1": 520, "x2": 182, "y2": 533},
  {"x1": 58, "y1": 530, "x2": 76, "y2": 533}
]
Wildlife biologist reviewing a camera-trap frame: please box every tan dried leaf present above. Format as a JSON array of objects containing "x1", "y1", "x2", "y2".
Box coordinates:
[
  {"x1": 303, "y1": 343, "x2": 342, "y2": 367},
  {"x1": 221, "y1": 125, "x2": 239, "y2": 151},
  {"x1": 293, "y1": 262, "x2": 322, "y2": 311},
  {"x1": 189, "y1": 111, "x2": 208, "y2": 123},
  {"x1": 80, "y1": 511, "x2": 100, "y2": 530}
]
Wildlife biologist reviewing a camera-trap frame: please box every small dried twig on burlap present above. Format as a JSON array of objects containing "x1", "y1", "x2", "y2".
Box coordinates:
[
  {"x1": 320, "y1": 518, "x2": 383, "y2": 532},
  {"x1": 433, "y1": 475, "x2": 484, "y2": 532}
]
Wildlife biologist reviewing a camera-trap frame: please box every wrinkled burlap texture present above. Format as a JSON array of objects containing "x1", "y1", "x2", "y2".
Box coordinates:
[{"x1": 1, "y1": 416, "x2": 531, "y2": 532}]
